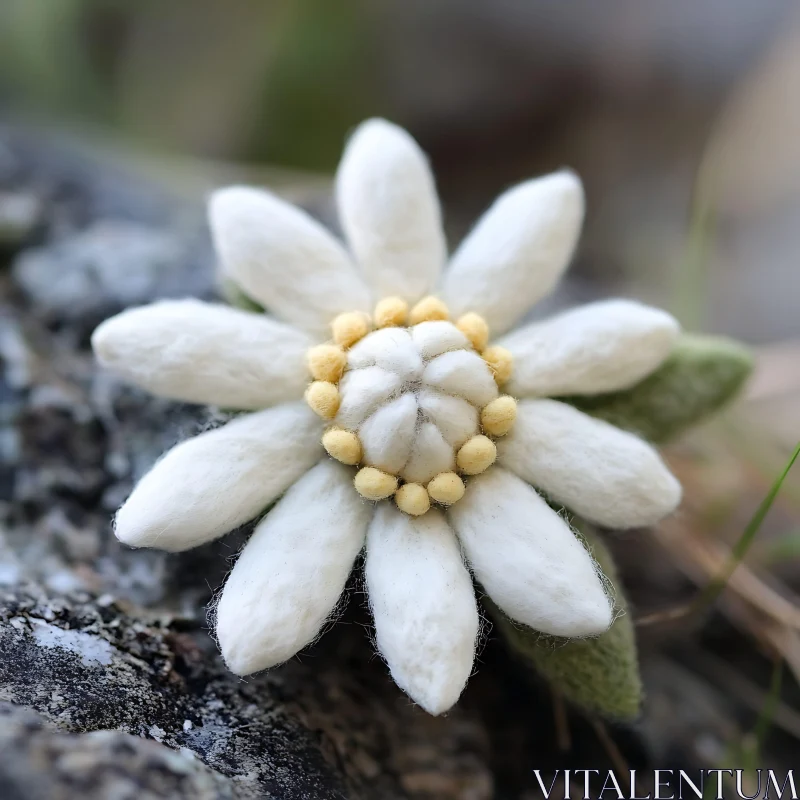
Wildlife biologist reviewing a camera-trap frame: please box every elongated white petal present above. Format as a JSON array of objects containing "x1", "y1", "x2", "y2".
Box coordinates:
[
  {"x1": 499, "y1": 399, "x2": 681, "y2": 528},
  {"x1": 92, "y1": 300, "x2": 312, "y2": 409},
  {"x1": 499, "y1": 299, "x2": 679, "y2": 397},
  {"x1": 209, "y1": 186, "x2": 371, "y2": 336},
  {"x1": 115, "y1": 403, "x2": 323, "y2": 552},
  {"x1": 366, "y1": 504, "x2": 479, "y2": 715},
  {"x1": 449, "y1": 468, "x2": 612, "y2": 636},
  {"x1": 336, "y1": 118, "x2": 446, "y2": 302},
  {"x1": 216, "y1": 461, "x2": 370, "y2": 675},
  {"x1": 360, "y1": 393, "x2": 418, "y2": 474},
  {"x1": 423, "y1": 350, "x2": 498, "y2": 407},
  {"x1": 442, "y1": 171, "x2": 584, "y2": 335}
]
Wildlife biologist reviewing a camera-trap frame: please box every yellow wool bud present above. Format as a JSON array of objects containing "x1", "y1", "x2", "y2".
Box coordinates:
[
  {"x1": 307, "y1": 344, "x2": 346, "y2": 382},
  {"x1": 456, "y1": 313, "x2": 489, "y2": 352},
  {"x1": 481, "y1": 396, "x2": 517, "y2": 437},
  {"x1": 409, "y1": 296, "x2": 449, "y2": 325},
  {"x1": 305, "y1": 381, "x2": 340, "y2": 419},
  {"x1": 374, "y1": 296, "x2": 409, "y2": 328},
  {"x1": 322, "y1": 428, "x2": 362, "y2": 465},
  {"x1": 482, "y1": 345, "x2": 513, "y2": 385},
  {"x1": 332, "y1": 311, "x2": 371, "y2": 348},
  {"x1": 456, "y1": 435, "x2": 497, "y2": 475},
  {"x1": 427, "y1": 472, "x2": 466, "y2": 506},
  {"x1": 354, "y1": 467, "x2": 398, "y2": 500},
  {"x1": 395, "y1": 483, "x2": 430, "y2": 516}
]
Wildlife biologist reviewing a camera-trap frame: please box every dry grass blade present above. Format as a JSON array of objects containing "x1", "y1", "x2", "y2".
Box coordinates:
[
  {"x1": 676, "y1": 532, "x2": 800, "y2": 628},
  {"x1": 690, "y1": 440, "x2": 800, "y2": 615},
  {"x1": 639, "y1": 441, "x2": 800, "y2": 629},
  {"x1": 590, "y1": 718, "x2": 629, "y2": 776}
]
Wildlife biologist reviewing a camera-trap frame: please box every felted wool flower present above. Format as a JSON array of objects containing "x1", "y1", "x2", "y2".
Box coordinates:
[{"x1": 92, "y1": 118, "x2": 682, "y2": 716}]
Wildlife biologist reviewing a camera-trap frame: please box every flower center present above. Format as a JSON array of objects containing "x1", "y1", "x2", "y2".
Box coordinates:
[{"x1": 304, "y1": 296, "x2": 516, "y2": 515}]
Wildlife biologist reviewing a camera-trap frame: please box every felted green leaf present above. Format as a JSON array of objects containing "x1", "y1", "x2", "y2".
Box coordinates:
[
  {"x1": 489, "y1": 529, "x2": 642, "y2": 720},
  {"x1": 219, "y1": 276, "x2": 265, "y2": 314},
  {"x1": 564, "y1": 334, "x2": 754, "y2": 444}
]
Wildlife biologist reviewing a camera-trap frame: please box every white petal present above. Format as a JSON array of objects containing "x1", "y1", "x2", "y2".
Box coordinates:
[
  {"x1": 115, "y1": 403, "x2": 323, "y2": 552},
  {"x1": 418, "y1": 389, "x2": 479, "y2": 448},
  {"x1": 360, "y1": 393, "x2": 418, "y2": 474},
  {"x1": 442, "y1": 171, "x2": 584, "y2": 335},
  {"x1": 92, "y1": 299, "x2": 312, "y2": 409},
  {"x1": 423, "y1": 350, "x2": 498, "y2": 407},
  {"x1": 216, "y1": 460, "x2": 370, "y2": 675},
  {"x1": 336, "y1": 118, "x2": 446, "y2": 302},
  {"x1": 347, "y1": 328, "x2": 423, "y2": 381},
  {"x1": 498, "y1": 399, "x2": 682, "y2": 529},
  {"x1": 336, "y1": 366, "x2": 402, "y2": 430},
  {"x1": 209, "y1": 186, "x2": 371, "y2": 336},
  {"x1": 411, "y1": 320, "x2": 470, "y2": 360},
  {"x1": 366, "y1": 504, "x2": 478, "y2": 715},
  {"x1": 401, "y1": 422, "x2": 455, "y2": 483},
  {"x1": 449, "y1": 468, "x2": 612, "y2": 636},
  {"x1": 499, "y1": 299, "x2": 680, "y2": 397}
]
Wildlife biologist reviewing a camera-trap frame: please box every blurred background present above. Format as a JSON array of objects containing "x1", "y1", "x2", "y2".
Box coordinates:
[
  {"x1": 3, "y1": 0, "x2": 800, "y2": 340},
  {"x1": 2, "y1": 1, "x2": 800, "y2": 797}
]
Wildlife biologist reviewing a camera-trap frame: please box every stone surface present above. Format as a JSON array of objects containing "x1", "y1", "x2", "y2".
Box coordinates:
[
  {"x1": 0, "y1": 584, "x2": 386, "y2": 798},
  {"x1": 13, "y1": 220, "x2": 197, "y2": 325},
  {"x1": 0, "y1": 191, "x2": 42, "y2": 249},
  {"x1": 0, "y1": 702, "x2": 237, "y2": 800}
]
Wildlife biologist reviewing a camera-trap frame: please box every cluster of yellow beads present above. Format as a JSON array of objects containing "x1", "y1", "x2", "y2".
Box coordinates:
[
  {"x1": 352, "y1": 467, "x2": 466, "y2": 516},
  {"x1": 303, "y1": 296, "x2": 518, "y2": 515}
]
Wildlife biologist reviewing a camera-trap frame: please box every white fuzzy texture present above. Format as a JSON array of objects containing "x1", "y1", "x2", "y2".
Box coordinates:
[
  {"x1": 338, "y1": 323, "x2": 495, "y2": 478},
  {"x1": 347, "y1": 327, "x2": 423, "y2": 381},
  {"x1": 401, "y1": 422, "x2": 455, "y2": 483},
  {"x1": 115, "y1": 403, "x2": 323, "y2": 552},
  {"x1": 499, "y1": 299, "x2": 680, "y2": 398},
  {"x1": 499, "y1": 399, "x2": 682, "y2": 529},
  {"x1": 336, "y1": 366, "x2": 401, "y2": 430},
  {"x1": 442, "y1": 171, "x2": 584, "y2": 335},
  {"x1": 360, "y1": 393, "x2": 418, "y2": 474},
  {"x1": 336, "y1": 118, "x2": 446, "y2": 302},
  {"x1": 449, "y1": 468, "x2": 612, "y2": 637},
  {"x1": 209, "y1": 186, "x2": 371, "y2": 336},
  {"x1": 216, "y1": 460, "x2": 371, "y2": 675},
  {"x1": 366, "y1": 504, "x2": 479, "y2": 715},
  {"x1": 422, "y1": 350, "x2": 498, "y2": 408},
  {"x1": 412, "y1": 321, "x2": 470, "y2": 360},
  {"x1": 92, "y1": 299, "x2": 312, "y2": 409},
  {"x1": 417, "y1": 389, "x2": 478, "y2": 448}
]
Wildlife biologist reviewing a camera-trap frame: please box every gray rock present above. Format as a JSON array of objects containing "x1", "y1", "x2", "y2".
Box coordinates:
[
  {"x1": 12, "y1": 220, "x2": 208, "y2": 325},
  {"x1": 0, "y1": 583, "x2": 492, "y2": 799},
  {"x1": 0, "y1": 191, "x2": 42, "y2": 249},
  {"x1": 0, "y1": 703, "x2": 237, "y2": 800}
]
